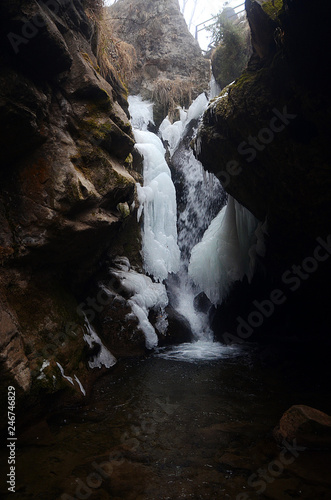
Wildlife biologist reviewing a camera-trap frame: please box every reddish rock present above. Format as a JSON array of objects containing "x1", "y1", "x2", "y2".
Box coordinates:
[{"x1": 274, "y1": 405, "x2": 331, "y2": 450}]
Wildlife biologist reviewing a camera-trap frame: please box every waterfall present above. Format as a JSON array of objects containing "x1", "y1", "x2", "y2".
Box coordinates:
[
  {"x1": 128, "y1": 95, "x2": 180, "y2": 283},
  {"x1": 129, "y1": 91, "x2": 264, "y2": 352},
  {"x1": 159, "y1": 94, "x2": 226, "y2": 340}
]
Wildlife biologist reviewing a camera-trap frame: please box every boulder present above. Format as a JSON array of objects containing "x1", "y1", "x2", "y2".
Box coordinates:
[
  {"x1": 157, "y1": 307, "x2": 192, "y2": 346},
  {"x1": 194, "y1": 0, "x2": 331, "y2": 341},
  {"x1": 274, "y1": 405, "x2": 331, "y2": 450}
]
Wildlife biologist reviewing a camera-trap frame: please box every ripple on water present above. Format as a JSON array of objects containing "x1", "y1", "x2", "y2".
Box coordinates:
[{"x1": 155, "y1": 340, "x2": 243, "y2": 362}]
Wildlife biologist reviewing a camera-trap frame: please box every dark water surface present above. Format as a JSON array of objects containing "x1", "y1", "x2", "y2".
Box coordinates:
[{"x1": 1, "y1": 342, "x2": 331, "y2": 499}]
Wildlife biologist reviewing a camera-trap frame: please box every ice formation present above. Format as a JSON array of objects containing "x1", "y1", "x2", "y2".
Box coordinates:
[
  {"x1": 128, "y1": 95, "x2": 154, "y2": 131},
  {"x1": 129, "y1": 96, "x2": 180, "y2": 282},
  {"x1": 56, "y1": 362, "x2": 74, "y2": 385},
  {"x1": 109, "y1": 257, "x2": 168, "y2": 349},
  {"x1": 159, "y1": 93, "x2": 209, "y2": 156},
  {"x1": 129, "y1": 91, "x2": 263, "y2": 349},
  {"x1": 83, "y1": 321, "x2": 117, "y2": 369},
  {"x1": 188, "y1": 196, "x2": 260, "y2": 306},
  {"x1": 158, "y1": 93, "x2": 224, "y2": 339},
  {"x1": 74, "y1": 375, "x2": 86, "y2": 396}
]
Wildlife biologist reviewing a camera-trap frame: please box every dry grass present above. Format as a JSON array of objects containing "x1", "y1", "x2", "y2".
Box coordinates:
[
  {"x1": 152, "y1": 77, "x2": 194, "y2": 120},
  {"x1": 103, "y1": 37, "x2": 137, "y2": 85},
  {"x1": 84, "y1": 3, "x2": 137, "y2": 88},
  {"x1": 84, "y1": 0, "x2": 104, "y2": 18}
]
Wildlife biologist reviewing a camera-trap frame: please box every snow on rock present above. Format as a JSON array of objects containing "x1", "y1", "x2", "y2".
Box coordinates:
[
  {"x1": 83, "y1": 321, "x2": 117, "y2": 369},
  {"x1": 109, "y1": 257, "x2": 169, "y2": 349},
  {"x1": 159, "y1": 92, "x2": 209, "y2": 157}
]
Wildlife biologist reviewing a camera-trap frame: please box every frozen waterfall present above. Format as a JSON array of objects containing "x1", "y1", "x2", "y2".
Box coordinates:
[
  {"x1": 129, "y1": 96, "x2": 180, "y2": 282},
  {"x1": 128, "y1": 91, "x2": 264, "y2": 350},
  {"x1": 159, "y1": 94, "x2": 225, "y2": 340},
  {"x1": 188, "y1": 196, "x2": 260, "y2": 306}
]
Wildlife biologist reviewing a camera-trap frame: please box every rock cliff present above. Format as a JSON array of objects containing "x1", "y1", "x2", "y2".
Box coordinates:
[
  {"x1": 0, "y1": 0, "x2": 143, "y2": 406},
  {"x1": 106, "y1": 0, "x2": 210, "y2": 125},
  {"x1": 195, "y1": 0, "x2": 331, "y2": 341}
]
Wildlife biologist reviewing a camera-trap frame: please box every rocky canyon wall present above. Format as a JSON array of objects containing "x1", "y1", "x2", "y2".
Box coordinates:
[
  {"x1": 196, "y1": 0, "x2": 331, "y2": 342},
  {"x1": 0, "y1": 0, "x2": 143, "y2": 409},
  {"x1": 106, "y1": 0, "x2": 210, "y2": 125}
]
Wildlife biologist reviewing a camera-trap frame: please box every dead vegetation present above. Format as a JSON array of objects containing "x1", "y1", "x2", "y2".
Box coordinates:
[
  {"x1": 152, "y1": 77, "x2": 194, "y2": 120},
  {"x1": 84, "y1": 1, "x2": 137, "y2": 89}
]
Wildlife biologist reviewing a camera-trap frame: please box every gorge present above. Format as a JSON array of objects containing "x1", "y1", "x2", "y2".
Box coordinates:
[{"x1": 0, "y1": 0, "x2": 330, "y2": 498}]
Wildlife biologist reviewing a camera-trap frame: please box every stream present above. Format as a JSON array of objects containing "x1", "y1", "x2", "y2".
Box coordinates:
[{"x1": 2, "y1": 343, "x2": 330, "y2": 499}]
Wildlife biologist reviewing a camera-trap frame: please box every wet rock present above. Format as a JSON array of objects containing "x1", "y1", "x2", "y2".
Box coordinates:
[
  {"x1": 157, "y1": 307, "x2": 192, "y2": 346},
  {"x1": 194, "y1": 292, "x2": 212, "y2": 315},
  {"x1": 274, "y1": 405, "x2": 331, "y2": 450}
]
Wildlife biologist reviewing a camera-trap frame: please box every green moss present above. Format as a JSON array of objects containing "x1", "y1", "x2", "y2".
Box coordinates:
[
  {"x1": 117, "y1": 202, "x2": 130, "y2": 218},
  {"x1": 81, "y1": 51, "x2": 100, "y2": 73},
  {"x1": 233, "y1": 70, "x2": 259, "y2": 90},
  {"x1": 124, "y1": 153, "x2": 133, "y2": 170},
  {"x1": 85, "y1": 89, "x2": 112, "y2": 114},
  {"x1": 82, "y1": 118, "x2": 114, "y2": 140},
  {"x1": 261, "y1": 0, "x2": 283, "y2": 20}
]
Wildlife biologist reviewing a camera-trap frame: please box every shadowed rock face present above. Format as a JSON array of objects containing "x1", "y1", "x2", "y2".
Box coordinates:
[
  {"x1": 107, "y1": 0, "x2": 210, "y2": 125},
  {"x1": 197, "y1": 0, "x2": 331, "y2": 263},
  {"x1": 195, "y1": 0, "x2": 331, "y2": 342},
  {"x1": 0, "y1": 0, "x2": 143, "y2": 400}
]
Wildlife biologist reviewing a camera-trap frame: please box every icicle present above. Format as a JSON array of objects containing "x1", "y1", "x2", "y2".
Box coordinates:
[
  {"x1": 108, "y1": 259, "x2": 169, "y2": 349},
  {"x1": 129, "y1": 95, "x2": 180, "y2": 282}
]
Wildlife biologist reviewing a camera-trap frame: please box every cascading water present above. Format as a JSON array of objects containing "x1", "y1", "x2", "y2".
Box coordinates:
[
  {"x1": 159, "y1": 95, "x2": 226, "y2": 341},
  {"x1": 128, "y1": 89, "x2": 264, "y2": 360}
]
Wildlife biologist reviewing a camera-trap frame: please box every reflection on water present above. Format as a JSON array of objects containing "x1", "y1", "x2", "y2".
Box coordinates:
[
  {"x1": 1, "y1": 344, "x2": 331, "y2": 500},
  {"x1": 155, "y1": 341, "x2": 242, "y2": 362}
]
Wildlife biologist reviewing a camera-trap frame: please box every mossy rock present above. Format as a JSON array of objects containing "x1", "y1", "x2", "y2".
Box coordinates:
[
  {"x1": 261, "y1": 0, "x2": 283, "y2": 20},
  {"x1": 81, "y1": 117, "x2": 135, "y2": 161}
]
